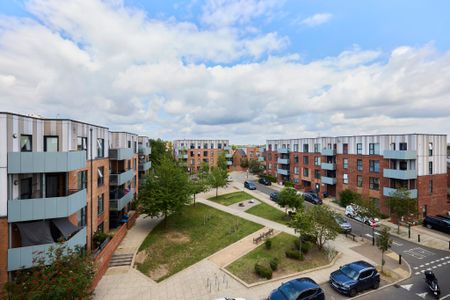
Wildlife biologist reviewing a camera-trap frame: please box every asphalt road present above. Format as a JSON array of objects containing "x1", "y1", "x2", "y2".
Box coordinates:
[{"x1": 239, "y1": 178, "x2": 450, "y2": 300}]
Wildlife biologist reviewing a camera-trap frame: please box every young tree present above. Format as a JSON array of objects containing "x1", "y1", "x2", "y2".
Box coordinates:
[
  {"x1": 5, "y1": 245, "x2": 94, "y2": 299},
  {"x1": 248, "y1": 159, "x2": 263, "y2": 175},
  {"x1": 190, "y1": 176, "x2": 209, "y2": 206},
  {"x1": 376, "y1": 226, "x2": 392, "y2": 273},
  {"x1": 240, "y1": 157, "x2": 249, "y2": 170},
  {"x1": 199, "y1": 161, "x2": 210, "y2": 178},
  {"x1": 150, "y1": 138, "x2": 171, "y2": 167},
  {"x1": 138, "y1": 156, "x2": 192, "y2": 226},
  {"x1": 217, "y1": 152, "x2": 228, "y2": 173},
  {"x1": 339, "y1": 189, "x2": 362, "y2": 207},
  {"x1": 309, "y1": 205, "x2": 341, "y2": 250},
  {"x1": 208, "y1": 167, "x2": 228, "y2": 198},
  {"x1": 278, "y1": 187, "x2": 304, "y2": 215},
  {"x1": 289, "y1": 209, "x2": 313, "y2": 257},
  {"x1": 387, "y1": 188, "x2": 418, "y2": 233}
]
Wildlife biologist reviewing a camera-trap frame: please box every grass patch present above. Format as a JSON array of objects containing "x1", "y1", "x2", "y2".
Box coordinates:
[
  {"x1": 208, "y1": 191, "x2": 254, "y2": 206},
  {"x1": 226, "y1": 233, "x2": 332, "y2": 284},
  {"x1": 246, "y1": 202, "x2": 290, "y2": 225},
  {"x1": 136, "y1": 203, "x2": 262, "y2": 282}
]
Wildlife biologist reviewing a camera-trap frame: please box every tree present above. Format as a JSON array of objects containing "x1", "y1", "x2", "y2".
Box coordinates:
[
  {"x1": 339, "y1": 189, "x2": 362, "y2": 207},
  {"x1": 248, "y1": 159, "x2": 263, "y2": 175},
  {"x1": 278, "y1": 187, "x2": 304, "y2": 215},
  {"x1": 309, "y1": 205, "x2": 340, "y2": 250},
  {"x1": 217, "y1": 152, "x2": 228, "y2": 172},
  {"x1": 199, "y1": 161, "x2": 210, "y2": 178},
  {"x1": 138, "y1": 156, "x2": 192, "y2": 226},
  {"x1": 150, "y1": 138, "x2": 171, "y2": 167},
  {"x1": 208, "y1": 167, "x2": 228, "y2": 198},
  {"x1": 289, "y1": 209, "x2": 314, "y2": 257},
  {"x1": 5, "y1": 245, "x2": 94, "y2": 300},
  {"x1": 376, "y1": 226, "x2": 392, "y2": 273},
  {"x1": 387, "y1": 188, "x2": 418, "y2": 233},
  {"x1": 240, "y1": 157, "x2": 249, "y2": 169},
  {"x1": 190, "y1": 176, "x2": 209, "y2": 206}
]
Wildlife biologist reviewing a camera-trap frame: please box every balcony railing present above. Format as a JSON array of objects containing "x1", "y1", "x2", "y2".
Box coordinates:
[
  {"x1": 258, "y1": 157, "x2": 264, "y2": 162},
  {"x1": 321, "y1": 176, "x2": 337, "y2": 185},
  {"x1": 7, "y1": 151, "x2": 86, "y2": 174},
  {"x1": 8, "y1": 189, "x2": 87, "y2": 223},
  {"x1": 110, "y1": 169, "x2": 135, "y2": 186},
  {"x1": 277, "y1": 158, "x2": 289, "y2": 165},
  {"x1": 138, "y1": 146, "x2": 151, "y2": 156},
  {"x1": 225, "y1": 153, "x2": 232, "y2": 158},
  {"x1": 278, "y1": 148, "x2": 289, "y2": 154},
  {"x1": 277, "y1": 168, "x2": 289, "y2": 176},
  {"x1": 321, "y1": 148, "x2": 336, "y2": 156},
  {"x1": 383, "y1": 187, "x2": 417, "y2": 198},
  {"x1": 110, "y1": 188, "x2": 135, "y2": 211},
  {"x1": 226, "y1": 161, "x2": 233, "y2": 166},
  {"x1": 139, "y1": 161, "x2": 151, "y2": 172},
  {"x1": 321, "y1": 162, "x2": 336, "y2": 170},
  {"x1": 8, "y1": 226, "x2": 86, "y2": 271},
  {"x1": 383, "y1": 150, "x2": 417, "y2": 160},
  {"x1": 224, "y1": 146, "x2": 232, "y2": 151},
  {"x1": 109, "y1": 148, "x2": 134, "y2": 160},
  {"x1": 383, "y1": 169, "x2": 417, "y2": 180}
]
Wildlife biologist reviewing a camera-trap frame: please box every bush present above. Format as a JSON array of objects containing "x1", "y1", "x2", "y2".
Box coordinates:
[
  {"x1": 339, "y1": 189, "x2": 361, "y2": 207},
  {"x1": 285, "y1": 249, "x2": 304, "y2": 260},
  {"x1": 265, "y1": 239, "x2": 272, "y2": 250},
  {"x1": 284, "y1": 181, "x2": 294, "y2": 188},
  {"x1": 270, "y1": 257, "x2": 279, "y2": 271},
  {"x1": 293, "y1": 240, "x2": 314, "y2": 254},
  {"x1": 93, "y1": 231, "x2": 111, "y2": 249},
  {"x1": 260, "y1": 174, "x2": 276, "y2": 183},
  {"x1": 255, "y1": 263, "x2": 273, "y2": 279}
]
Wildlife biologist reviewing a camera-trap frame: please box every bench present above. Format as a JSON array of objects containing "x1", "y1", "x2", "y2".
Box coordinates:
[
  {"x1": 345, "y1": 232, "x2": 357, "y2": 241},
  {"x1": 253, "y1": 229, "x2": 274, "y2": 244}
]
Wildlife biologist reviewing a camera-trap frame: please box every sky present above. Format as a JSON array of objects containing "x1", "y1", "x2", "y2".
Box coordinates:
[{"x1": 0, "y1": 0, "x2": 450, "y2": 144}]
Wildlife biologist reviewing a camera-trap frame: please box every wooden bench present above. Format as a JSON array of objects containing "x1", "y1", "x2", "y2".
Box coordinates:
[
  {"x1": 345, "y1": 232, "x2": 357, "y2": 241},
  {"x1": 253, "y1": 229, "x2": 275, "y2": 244}
]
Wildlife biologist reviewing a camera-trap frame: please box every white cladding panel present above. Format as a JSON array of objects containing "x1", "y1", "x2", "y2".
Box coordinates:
[{"x1": 0, "y1": 168, "x2": 6, "y2": 216}]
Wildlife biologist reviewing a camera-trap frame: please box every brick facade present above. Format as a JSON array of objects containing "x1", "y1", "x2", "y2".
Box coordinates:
[{"x1": 0, "y1": 218, "x2": 7, "y2": 295}]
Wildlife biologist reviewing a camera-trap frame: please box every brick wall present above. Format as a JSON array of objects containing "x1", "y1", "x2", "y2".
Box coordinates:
[
  {"x1": 0, "y1": 218, "x2": 8, "y2": 298},
  {"x1": 417, "y1": 174, "x2": 449, "y2": 217}
]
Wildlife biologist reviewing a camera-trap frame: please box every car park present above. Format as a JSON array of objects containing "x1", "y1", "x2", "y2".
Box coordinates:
[
  {"x1": 258, "y1": 177, "x2": 272, "y2": 186},
  {"x1": 329, "y1": 260, "x2": 380, "y2": 297},
  {"x1": 270, "y1": 191, "x2": 279, "y2": 202},
  {"x1": 345, "y1": 204, "x2": 380, "y2": 227},
  {"x1": 269, "y1": 277, "x2": 325, "y2": 300},
  {"x1": 244, "y1": 180, "x2": 256, "y2": 190},
  {"x1": 335, "y1": 215, "x2": 352, "y2": 233},
  {"x1": 303, "y1": 192, "x2": 322, "y2": 205},
  {"x1": 422, "y1": 215, "x2": 450, "y2": 234}
]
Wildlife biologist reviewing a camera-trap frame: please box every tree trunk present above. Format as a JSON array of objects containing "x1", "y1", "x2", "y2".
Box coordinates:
[
  {"x1": 397, "y1": 222, "x2": 400, "y2": 234},
  {"x1": 381, "y1": 251, "x2": 384, "y2": 273},
  {"x1": 194, "y1": 193, "x2": 196, "y2": 206},
  {"x1": 164, "y1": 212, "x2": 167, "y2": 228},
  {"x1": 298, "y1": 234, "x2": 302, "y2": 256},
  {"x1": 216, "y1": 187, "x2": 218, "y2": 198}
]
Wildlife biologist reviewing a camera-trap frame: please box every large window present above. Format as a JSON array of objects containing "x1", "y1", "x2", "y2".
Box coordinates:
[
  {"x1": 357, "y1": 159, "x2": 363, "y2": 172},
  {"x1": 293, "y1": 144, "x2": 298, "y2": 152},
  {"x1": 294, "y1": 167, "x2": 299, "y2": 174},
  {"x1": 369, "y1": 160, "x2": 380, "y2": 173},
  {"x1": 357, "y1": 175, "x2": 363, "y2": 187},
  {"x1": 303, "y1": 144, "x2": 309, "y2": 153},
  {"x1": 399, "y1": 142, "x2": 407, "y2": 150},
  {"x1": 314, "y1": 169, "x2": 321, "y2": 179},
  {"x1": 44, "y1": 136, "x2": 58, "y2": 152},
  {"x1": 77, "y1": 207, "x2": 86, "y2": 227},
  {"x1": 77, "y1": 136, "x2": 88, "y2": 158},
  {"x1": 294, "y1": 155, "x2": 299, "y2": 163},
  {"x1": 20, "y1": 135, "x2": 32, "y2": 152},
  {"x1": 98, "y1": 194, "x2": 104, "y2": 216},
  {"x1": 303, "y1": 156, "x2": 309, "y2": 165},
  {"x1": 369, "y1": 143, "x2": 379, "y2": 155},
  {"x1": 343, "y1": 143, "x2": 348, "y2": 154},
  {"x1": 369, "y1": 177, "x2": 379, "y2": 191},
  {"x1": 77, "y1": 171, "x2": 87, "y2": 190},
  {"x1": 303, "y1": 168, "x2": 309, "y2": 177},
  {"x1": 314, "y1": 143, "x2": 320, "y2": 153},
  {"x1": 97, "y1": 138, "x2": 104, "y2": 158},
  {"x1": 343, "y1": 158, "x2": 348, "y2": 169},
  {"x1": 428, "y1": 143, "x2": 433, "y2": 156},
  {"x1": 357, "y1": 143, "x2": 362, "y2": 155},
  {"x1": 429, "y1": 161, "x2": 433, "y2": 175},
  {"x1": 429, "y1": 179, "x2": 433, "y2": 194},
  {"x1": 343, "y1": 173, "x2": 348, "y2": 184},
  {"x1": 314, "y1": 156, "x2": 320, "y2": 166},
  {"x1": 97, "y1": 167, "x2": 104, "y2": 186}
]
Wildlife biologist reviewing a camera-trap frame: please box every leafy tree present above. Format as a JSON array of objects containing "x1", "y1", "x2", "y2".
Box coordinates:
[
  {"x1": 339, "y1": 189, "x2": 362, "y2": 207},
  {"x1": 138, "y1": 156, "x2": 192, "y2": 226},
  {"x1": 278, "y1": 187, "x2": 304, "y2": 215},
  {"x1": 150, "y1": 138, "x2": 171, "y2": 167},
  {"x1": 5, "y1": 245, "x2": 94, "y2": 300},
  {"x1": 208, "y1": 167, "x2": 228, "y2": 198},
  {"x1": 309, "y1": 205, "x2": 340, "y2": 250},
  {"x1": 190, "y1": 176, "x2": 209, "y2": 206},
  {"x1": 240, "y1": 157, "x2": 249, "y2": 169},
  {"x1": 387, "y1": 188, "x2": 418, "y2": 233},
  {"x1": 248, "y1": 159, "x2": 263, "y2": 175},
  {"x1": 199, "y1": 161, "x2": 210, "y2": 178},
  {"x1": 289, "y1": 209, "x2": 314, "y2": 257},
  {"x1": 376, "y1": 226, "x2": 392, "y2": 273},
  {"x1": 217, "y1": 152, "x2": 228, "y2": 172}
]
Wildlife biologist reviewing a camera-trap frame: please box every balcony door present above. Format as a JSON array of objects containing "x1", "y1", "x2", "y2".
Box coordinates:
[
  {"x1": 46, "y1": 175, "x2": 59, "y2": 197},
  {"x1": 20, "y1": 178, "x2": 32, "y2": 199}
]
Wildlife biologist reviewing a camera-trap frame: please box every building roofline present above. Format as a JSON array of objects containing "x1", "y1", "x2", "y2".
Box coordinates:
[
  {"x1": 109, "y1": 131, "x2": 139, "y2": 136},
  {"x1": 266, "y1": 133, "x2": 447, "y2": 142}
]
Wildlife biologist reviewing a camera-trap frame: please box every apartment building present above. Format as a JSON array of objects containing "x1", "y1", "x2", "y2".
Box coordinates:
[
  {"x1": 138, "y1": 136, "x2": 152, "y2": 185},
  {"x1": 108, "y1": 132, "x2": 139, "y2": 228},
  {"x1": 173, "y1": 139, "x2": 232, "y2": 173},
  {"x1": 231, "y1": 146, "x2": 265, "y2": 171},
  {"x1": 266, "y1": 134, "x2": 449, "y2": 217}
]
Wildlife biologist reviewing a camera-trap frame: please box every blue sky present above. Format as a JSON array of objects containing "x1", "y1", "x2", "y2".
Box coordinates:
[{"x1": 0, "y1": 0, "x2": 449, "y2": 143}]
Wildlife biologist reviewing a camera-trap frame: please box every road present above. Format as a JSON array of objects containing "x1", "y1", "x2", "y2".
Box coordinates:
[{"x1": 235, "y1": 176, "x2": 450, "y2": 300}]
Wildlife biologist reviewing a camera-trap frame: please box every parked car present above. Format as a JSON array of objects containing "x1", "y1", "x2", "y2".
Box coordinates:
[
  {"x1": 329, "y1": 260, "x2": 380, "y2": 297},
  {"x1": 303, "y1": 192, "x2": 322, "y2": 205},
  {"x1": 345, "y1": 204, "x2": 380, "y2": 227},
  {"x1": 335, "y1": 215, "x2": 352, "y2": 233},
  {"x1": 244, "y1": 180, "x2": 256, "y2": 190},
  {"x1": 258, "y1": 177, "x2": 272, "y2": 186},
  {"x1": 422, "y1": 215, "x2": 450, "y2": 234},
  {"x1": 269, "y1": 277, "x2": 325, "y2": 300},
  {"x1": 270, "y1": 191, "x2": 279, "y2": 202}
]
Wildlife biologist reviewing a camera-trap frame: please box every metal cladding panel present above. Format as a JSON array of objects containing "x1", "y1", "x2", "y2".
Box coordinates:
[{"x1": 7, "y1": 151, "x2": 86, "y2": 173}]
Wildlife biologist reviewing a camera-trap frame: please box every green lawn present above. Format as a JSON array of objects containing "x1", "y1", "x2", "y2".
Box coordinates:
[
  {"x1": 136, "y1": 203, "x2": 263, "y2": 282},
  {"x1": 226, "y1": 233, "x2": 332, "y2": 284},
  {"x1": 246, "y1": 202, "x2": 290, "y2": 225},
  {"x1": 208, "y1": 191, "x2": 254, "y2": 206}
]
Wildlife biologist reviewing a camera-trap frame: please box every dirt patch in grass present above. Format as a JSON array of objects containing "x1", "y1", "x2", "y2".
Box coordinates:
[
  {"x1": 134, "y1": 251, "x2": 147, "y2": 264},
  {"x1": 165, "y1": 231, "x2": 190, "y2": 243},
  {"x1": 148, "y1": 264, "x2": 169, "y2": 281}
]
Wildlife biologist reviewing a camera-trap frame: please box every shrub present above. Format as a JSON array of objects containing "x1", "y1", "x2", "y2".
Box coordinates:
[
  {"x1": 293, "y1": 240, "x2": 313, "y2": 254},
  {"x1": 260, "y1": 174, "x2": 277, "y2": 183},
  {"x1": 339, "y1": 189, "x2": 361, "y2": 207},
  {"x1": 285, "y1": 249, "x2": 304, "y2": 260},
  {"x1": 93, "y1": 231, "x2": 111, "y2": 249},
  {"x1": 270, "y1": 257, "x2": 279, "y2": 271},
  {"x1": 284, "y1": 181, "x2": 294, "y2": 188},
  {"x1": 255, "y1": 263, "x2": 273, "y2": 279},
  {"x1": 265, "y1": 239, "x2": 272, "y2": 250}
]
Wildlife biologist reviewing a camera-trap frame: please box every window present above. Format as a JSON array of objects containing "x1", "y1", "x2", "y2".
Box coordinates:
[
  {"x1": 268, "y1": 163, "x2": 272, "y2": 170},
  {"x1": 343, "y1": 143, "x2": 348, "y2": 154},
  {"x1": 294, "y1": 167, "x2": 299, "y2": 174},
  {"x1": 303, "y1": 144, "x2": 309, "y2": 153},
  {"x1": 428, "y1": 143, "x2": 433, "y2": 156},
  {"x1": 314, "y1": 169, "x2": 321, "y2": 179},
  {"x1": 399, "y1": 142, "x2": 407, "y2": 150},
  {"x1": 97, "y1": 138, "x2": 104, "y2": 158},
  {"x1": 357, "y1": 175, "x2": 363, "y2": 187},
  {"x1": 390, "y1": 142, "x2": 396, "y2": 150},
  {"x1": 203, "y1": 151, "x2": 208, "y2": 156},
  {"x1": 44, "y1": 136, "x2": 58, "y2": 152},
  {"x1": 98, "y1": 194, "x2": 104, "y2": 216},
  {"x1": 134, "y1": 141, "x2": 137, "y2": 153},
  {"x1": 293, "y1": 144, "x2": 298, "y2": 152},
  {"x1": 97, "y1": 167, "x2": 104, "y2": 186},
  {"x1": 314, "y1": 156, "x2": 320, "y2": 166},
  {"x1": 197, "y1": 143, "x2": 201, "y2": 149},
  {"x1": 128, "y1": 160, "x2": 131, "y2": 170},
  {"x1": 268, "y1": 153, "x2": 272, "y2": 160},
  {"x1": 20, "y1": 135, "x2": 32, "y2": 152},
  {"x1": 128, "y1": 141, "x2": 131, "y2": 148},
  {"x1": 314, "y1": 143, "x2": 320, "y2": 153},
  {"x1": 77, "y1": 207, "x2": 86, "y2": 227},
  {"x1": 218, "y1": 143, "x2": 222, "y2": 149},
  {"x1": 210, "y1": 143, "x2": 214, "y2": 149},
  {"x1": 429, "y1": 179, "x2": 433, "y2": 194},
  {"x1": 294, "y1": 155, "x2": 299, "y2": 163},
  {"x1": 303, "y1": 168, "x2": 309, "y2": 177},
  {"x1": 369, "y1": 160, "x2": 380, "y2": 173},
  {"x1": 77, "y1": 136, "x2": 88, "y2": 157},
  {"x1": 369, "y1": 177, "x2": 379, "y2": 191},
  {"x1": 369, "y1": 143, "x2": 379, "y2": 155},
  {"x1": 303, "y1": 156, "x2": 309, "y2": 165},
  {"x1": 294, "y1": 178, "x2": 299, "y2": 184},
  {"x1": 343, "y1": 158, "x2": 348, "y2": 169},
  {"x1": 357, "y1": 143, "x2": 362, "y2": 155},
  {"x1": 203, "y1": 143, "x2": 208, "y2": 149},
  {"x1": 357, "y1": 159, "x2": 363, "y2": 172},
  {"x1": 190, "y1": 143, "x2": 195, "y2": 149},
  {"x1": 77, "y1": 171, "x2": 87, "y2": 190},
  {"x1": 343, "y1": 173, "x2": 349, "y2": 184},
  {"x1": 429, "y1": 161, "x2": 433, "y2": 175}
]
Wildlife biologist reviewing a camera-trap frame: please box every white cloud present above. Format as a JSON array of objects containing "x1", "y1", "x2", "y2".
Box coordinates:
[{"x1": 300, "y1": 13, "x2": 332, "y2": 27}]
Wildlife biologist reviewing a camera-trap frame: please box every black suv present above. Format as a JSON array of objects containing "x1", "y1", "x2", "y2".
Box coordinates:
[
  {"x1": 258, "y1": 177, "x2": 272, "y2": 186},
  {"x1": 270, "y1": 191, "x2": 279, "y2": 202},
  {"x1": 303, "y1": 192, "x2": 322, "y2": 205},
  {"x1": 330, "y1": 260, "x2": 380, "y2": 297},
  {"x1": 423, "y1": 215, "x2": 450, "y2": 234}
]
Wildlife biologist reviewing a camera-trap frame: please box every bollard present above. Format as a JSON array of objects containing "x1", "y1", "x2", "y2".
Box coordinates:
[
  {"x1": 418, "y1": 234, "x2": 420, "y2": 243},
  {"x1": 372, "y1": 227, "x2": 375, "y2": 246},
  {"x1": 399, "y1": 254, "x2": 402, "y2": 265},
  {"x1": 448, "y1": 241, "x2": 450, "y2": 250},
  {"x1": 408, "y1": 224, "x2": 411, "y2": 239}
]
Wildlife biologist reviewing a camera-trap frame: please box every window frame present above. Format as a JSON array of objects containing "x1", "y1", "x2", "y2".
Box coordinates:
[
  {"x1": 44, "y1": 135, "x2": 59, "y2": 152},
  {"x1": 20, "y1": 134, "x2": 32, "y2": 152}
]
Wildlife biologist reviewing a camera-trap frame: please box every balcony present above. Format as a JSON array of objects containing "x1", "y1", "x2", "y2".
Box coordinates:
[
  {"x1": 224, "y1": 146, "x2": 232, "y2": 151},
  {"x1": 258, "y1": 157, "x2": 264, "y2": 162},
  {"x1": 383, "y1": 150, "x2": 417, "y2": 160},
  {"x1": 7, "y1": 189, "x2": 87, "y2": 223},
  {"x1": 321, "y1": 176, "x2": 337, "y2": 185},
  {"x1": 110, "y1": 169, "x2": 135, "y2": 186},
  {"x1": 7, "y1": 151, "x2": 86, "y2": 174},
  {"x1": 383, "y1": 187, "x2": 417, "y2": 198},
  {"x1": 109, "y1": 148, "x2": 134, "y2": 160},
  {"x1": 225, "y1": 153, "x2": 232, "y2": 158},
  {"x1": 277, "y1": 158, "x2": 289, "y2": 165},
  {"x1": 138, "y1": 146, "x2": 151, "y2": 156},
  {"x1": 227, "y1": 161, "x2": 233, "y2": 166},
  {"x1": 277, "y1": 168, "x2": 289, "y2": 176},
  {"x1": 278, "y1": 148, "x2": 289, "y2": 154},
  {"x1": 139, "y1": 161, "x2": 151, "y2": 172},
  {"x1": 110, "y1": 188, "x2": 135, "y2": 211},
  {"x1": 321, "y1": 162, "x2": 336, "y2": 170},
  {"x1": 8, "y1": 226, "x2": 87, "y2": 271},
  {"x1": 321, "y1": 148, "x2": 336, "y2": 156},
  {"x1": 383, "y1": 169, "x2": 417, "y2": 180}
]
